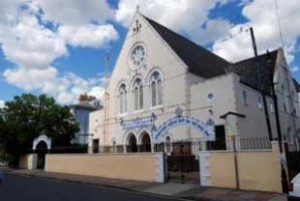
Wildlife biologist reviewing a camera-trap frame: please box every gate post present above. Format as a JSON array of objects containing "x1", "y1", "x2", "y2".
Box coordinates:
[{"x1": 180, "y1": 141, "x2": 184, "y2": 184}]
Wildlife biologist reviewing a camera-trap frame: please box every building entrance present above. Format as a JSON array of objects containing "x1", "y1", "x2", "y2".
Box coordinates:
[
  {"x1": 36, "y1": 141, "x2": 48, "y2": 169},
  {"x1": 127, "y1": 134, "x2": 138, "y2": 153},
  {"x1": 140, "y1": 132, "x2": 151, "y2": 152}
]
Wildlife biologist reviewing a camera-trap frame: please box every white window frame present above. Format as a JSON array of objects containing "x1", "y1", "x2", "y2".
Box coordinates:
[
  {"x1": 133, "y1": 78, "x2": 143, "y2": 111},
  {"x1": 258, "y1": 96, "x2": 262, "y2": 109},
  {"x1": 150, "y1": 71, "x2": 163, "y2": 108},
  {"x1": 242, "y1": 90, "x2": 248, "y2": 105},
  {"x1": 118, "y1": 84, "x2": 127, "y2": 115}
]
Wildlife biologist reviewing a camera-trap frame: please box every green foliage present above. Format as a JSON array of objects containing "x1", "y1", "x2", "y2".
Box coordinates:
[{"x1": 0, "y1": 94, "x2": 79, "y2": 165}]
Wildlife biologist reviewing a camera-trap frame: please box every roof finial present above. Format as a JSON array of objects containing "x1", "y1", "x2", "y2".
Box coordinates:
[{"x1": 136, "y1": 4, "x2": 140, "y2": 12}]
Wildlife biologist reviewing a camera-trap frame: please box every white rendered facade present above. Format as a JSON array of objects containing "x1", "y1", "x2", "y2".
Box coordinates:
[{"x1": 88, "y1": 12, "x2": 300, "y2": 152}]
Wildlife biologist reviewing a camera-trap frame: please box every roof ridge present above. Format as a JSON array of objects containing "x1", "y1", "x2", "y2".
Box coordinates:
[
  {"x1": 143, "y1": 15, "x2": 229, "y2": 78},
  {"x1": 144, "y1": 15, "x2": 229, "y2": 63},
  {"x1": 233, "y1": 49, "x2": 279, "y2": 65}
]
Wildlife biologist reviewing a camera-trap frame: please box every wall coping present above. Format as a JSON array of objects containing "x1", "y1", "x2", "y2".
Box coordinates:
[
  {"x1": 200, "y1": 149, "x2": 271, "y2": 153},
  {"x1": 47, "y1": 152, "x2": 164, "y2": 156}
]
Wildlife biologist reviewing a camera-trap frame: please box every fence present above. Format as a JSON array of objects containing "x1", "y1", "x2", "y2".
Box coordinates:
[{"x1": 87, "y1": 137, "x2": 272, "y2": 154}]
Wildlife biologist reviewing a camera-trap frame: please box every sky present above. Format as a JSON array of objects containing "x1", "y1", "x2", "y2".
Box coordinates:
[{"x1": 0, "y1": 0, "x2": 300, "y2": 107}]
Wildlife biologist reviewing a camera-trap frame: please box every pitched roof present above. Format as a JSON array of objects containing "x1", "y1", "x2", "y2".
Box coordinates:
[
  {"x1": 144, "y1": 16, "x2": 229, "y2": 78},
  {"x1": 228, "y1": 50, "x2": 278, "y2": 95},
  {"x1": 293, "y1": 79, "x2": 300, "y2": 93},
  {"x1": 143, "y1": 15, "x2": 296, "y2": 95}
]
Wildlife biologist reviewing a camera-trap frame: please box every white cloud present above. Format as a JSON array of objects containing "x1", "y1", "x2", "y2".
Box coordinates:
[
  {"x1": 212, "y1": 0, "x2": 300, "y2": 63},
  {"x1": 59, "y1": 24, "x2": 118, "y2": 48},
  {"x1": 0, "y1": 100, "x2": 5, "y2": 108},
  {"x1": 0, "y1": 0, "x2": 24, "y2": 23},
  {"x1": 197, "y1": 19, "x2": 232, "y2": 45},
  {"x1": 53, "y1": 73, "x2": 105, "y2": 104},
  {"x1": 88, "y1": 86, "x2": 105, "y2": 100},
  {"x1": 291, "y1": 66, "x2": 300, "y2": 73},
  {"x1": 115, "y1": 0, "x2": 232, "y2": 45},
  {"x1": 1, "y1": 12, "x2": 67, "y2": 69},
  {"x1": 3, "y1": 67, "x2": 58, "y2": 91},
  {"x1": 3, "y1": 67, "x2": 105, "y2": 104},
  {"x1": 33, "y1": 0, "x2": 113, "y2": 26},
  {"x1": 0, "y1": 1, "x2": 115, "y2": 105}
]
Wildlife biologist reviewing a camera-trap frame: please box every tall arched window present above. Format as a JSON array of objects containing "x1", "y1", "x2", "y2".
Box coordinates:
[
  {"x1": 133, "y1": 78, "x2": 143, "y2": 110},
  {"x1": 150, "y1": 71, "x2": 162, "y2": 107},
  {"x1": 119, "y1": 84, "x2": 127, "y2": 114},
  {"x1": 165, "y1": 136, "x2": 171, "y2": 153}
]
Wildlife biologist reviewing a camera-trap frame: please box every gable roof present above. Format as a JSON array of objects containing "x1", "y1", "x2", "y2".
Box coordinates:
[
  {"x1": 228, "y1": 50, "x2": 278, "y2": 95},
  {"x1": 143, "y1": 15, "x2": 297, "y2": 95},
  {"x1": 144, "y1": 16, "x2": 229, "y2": 78},
  {"x1": 293, "y1": 79, "x2": 300, "y2": 93}
]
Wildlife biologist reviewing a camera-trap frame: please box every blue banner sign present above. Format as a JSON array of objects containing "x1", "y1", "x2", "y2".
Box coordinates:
[
  {"x1": 123, "y1": 117, "x2": 153, "y2": 129},
  {"x1": 154, "y1": 116, "x2": 215, "y2": 141}
]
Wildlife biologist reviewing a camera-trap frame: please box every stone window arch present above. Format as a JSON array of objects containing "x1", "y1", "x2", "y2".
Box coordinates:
[
  {"x1": 149, "y1": 71, "x2": 162, "y2": 107},
  {"x1": 133, "y1": 78, "x2": 143, "y2": 110},
  {"x1": 118, "y1": 83, "x2": 127, "y2": 114}
]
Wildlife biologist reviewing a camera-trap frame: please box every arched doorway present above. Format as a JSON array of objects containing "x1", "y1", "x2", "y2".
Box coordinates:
[
  {"x1": 140, "y1": 132, "x2": 151, "y2": 152},
  {"x1": 128, "y1": 134, "x2": 137, "y2": 153},
  {"x1": 36, "y1": 141, "x2": 48, "y2": 169}
]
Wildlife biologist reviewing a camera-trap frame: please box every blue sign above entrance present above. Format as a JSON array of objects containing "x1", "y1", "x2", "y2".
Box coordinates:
[
  {"x1": 154, "y1": 116, "x2": 215, "y2": 141},
  {"x1": 123, "y1": 117, "x2": 153, "y2": 129}
]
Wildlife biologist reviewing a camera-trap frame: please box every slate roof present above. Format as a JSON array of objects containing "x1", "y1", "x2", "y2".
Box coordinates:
[
  {"x1": 228, "y1": 50, "x2": 278, "y2": 94},
  {"x1": 144, "y1": 16, "x2": 229, "y2": 78},
  {"x1": 293, "y1": 79, "x2": 300, "y2": 93},
  {"x1": 144, "y1": 15, "x2": 300, "y2": 95}
]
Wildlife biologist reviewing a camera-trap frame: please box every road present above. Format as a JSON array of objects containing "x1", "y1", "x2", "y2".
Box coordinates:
[{"x1": 0, "y1": 173, "x2": 185, "y2": 201}]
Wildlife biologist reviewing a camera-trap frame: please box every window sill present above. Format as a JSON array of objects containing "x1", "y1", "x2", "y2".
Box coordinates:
[
  {"x1": 132, "y1": 109, "x2": 145, "y2": 114},
  {"x1": 118, "y1": 112, "x2": 128, "y2": 117},
  {"x1": 150, "y1": 105, "x2": 163, "y2": 111}
]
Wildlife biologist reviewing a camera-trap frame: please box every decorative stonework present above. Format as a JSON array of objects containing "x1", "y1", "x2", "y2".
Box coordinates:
[{"x1": 32, "y1": 134, "x2": 52, "y2": 150}]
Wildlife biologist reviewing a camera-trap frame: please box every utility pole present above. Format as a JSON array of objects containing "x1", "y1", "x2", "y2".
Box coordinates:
[
  {"x1": 266, "y1": 50, "x2": 288, "y2": 193},
  {"x1": 249, "y1": 27, "x2": 273, "y2": 141}
]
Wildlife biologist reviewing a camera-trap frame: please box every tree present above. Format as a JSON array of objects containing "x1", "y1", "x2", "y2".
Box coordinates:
[{"x1": 0, "y1": 94, "x2": 79, "y2": 165}]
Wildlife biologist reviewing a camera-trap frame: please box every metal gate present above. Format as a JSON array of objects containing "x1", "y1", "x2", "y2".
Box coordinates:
[
  {"x1": 165, "y1": 141, "x2": 200, "y2": 183},
  {"x1": 285, "y1": 143, "x2": 300, "y2": 180}
]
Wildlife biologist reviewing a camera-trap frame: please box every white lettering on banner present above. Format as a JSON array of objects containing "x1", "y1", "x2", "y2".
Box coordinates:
[
  {"x1": 123, "y1": 117, "x2": 153, "y2": 129},
  {"x1": 154, "y1": 117, "x2": 215, "y2": 141}
]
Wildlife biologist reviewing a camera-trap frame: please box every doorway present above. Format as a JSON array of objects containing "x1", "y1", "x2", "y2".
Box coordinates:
[
  {"x1": 128, "y1": 134, "x2": 138, "y2": 153},
  {"x1": 36, "y1": 141, "x2": 48, "y2": 169},
  {"x1": 141, "y1": 132, "x2": 151, "y2": 152}
]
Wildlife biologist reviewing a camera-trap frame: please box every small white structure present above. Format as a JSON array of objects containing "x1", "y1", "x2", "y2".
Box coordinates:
[{"x1": 32, "y1": 134, "x2": 52, "y2": 151}]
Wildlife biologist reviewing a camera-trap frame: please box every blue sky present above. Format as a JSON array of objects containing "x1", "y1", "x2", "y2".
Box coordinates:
[{"x1": 0, "y1": 0, "x2": 300, "y2": 107}]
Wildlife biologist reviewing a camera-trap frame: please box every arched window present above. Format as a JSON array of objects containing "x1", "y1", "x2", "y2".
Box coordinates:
[
  {"x1": 150, "y1": 71, "x2": 162, "y2": 107},
  {"x1": 119, "y1": 84, "x2": 127, "y2": 114},
  {"x1": 133, "y1": 78, "x2": 143, "y2": 110},
  {"x1": 165, "y1": 136, "x2": 171, "y2": 153}
]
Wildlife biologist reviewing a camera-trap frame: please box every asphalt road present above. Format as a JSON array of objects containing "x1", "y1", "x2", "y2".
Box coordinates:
[{"x1": 0, "y1": 173, "x2": 185, "y2": 201}]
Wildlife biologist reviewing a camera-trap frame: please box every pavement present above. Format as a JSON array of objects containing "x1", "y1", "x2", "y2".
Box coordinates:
[{"x1": 1, "y1": 167, "x2": 287, "y2": 201}]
